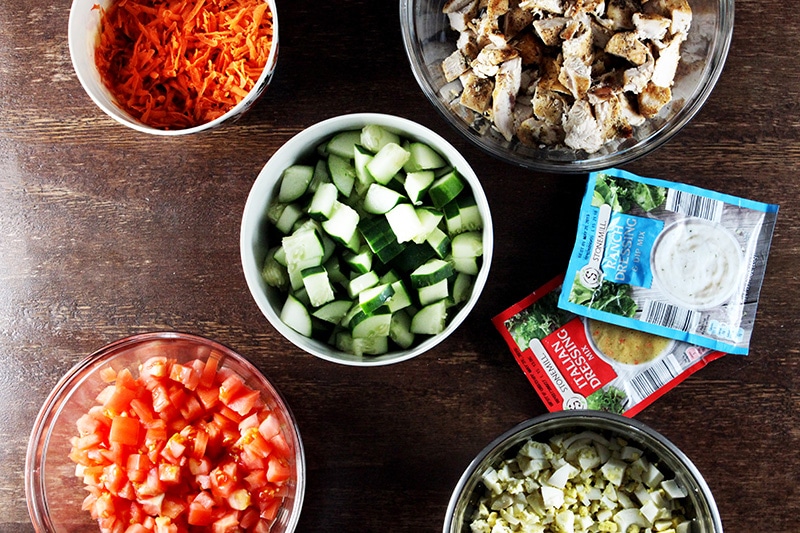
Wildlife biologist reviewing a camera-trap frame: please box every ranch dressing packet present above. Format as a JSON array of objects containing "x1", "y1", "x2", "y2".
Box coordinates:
[
  {"x1": 559, "y1": 168, "x2": 778, "y2": 355},
  {"x1": 493, "y1": 275, "x2": 726, "y2": 416}
]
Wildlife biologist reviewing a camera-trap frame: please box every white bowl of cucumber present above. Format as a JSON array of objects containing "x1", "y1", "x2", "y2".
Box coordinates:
[{"x1": 241, "y1": 113, "x2": 493, "y2": 366}]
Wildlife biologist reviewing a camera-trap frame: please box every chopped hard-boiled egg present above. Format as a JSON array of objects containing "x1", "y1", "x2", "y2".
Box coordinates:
[{"x1": 468, "y1": 432, "x2": 692, "y2": 533}]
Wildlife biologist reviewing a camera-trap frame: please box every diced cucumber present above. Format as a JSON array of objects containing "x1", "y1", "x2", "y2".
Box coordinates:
[
  {"x1": 324, "y1": 255, "x2": 348, "y2": 285},
  {"x1": 346, "y1": 270, "x2": 380, "y2": 298},
  {"x1": 428, "y1": 169, "x2": 465, "y2": 208},
  {"x1": 410, "y1": 258, "x2": 455, "y2": 288},
  {"x1": 447, "y1": 195, "x2": 483, "y2": 234},
  {"x1": 451, "y1": 231, "x2": 484, "y2": 258},
  {"x1": 385, "y1": 203, "x2": 424, "y2": 243},
  {"x1": 418, "y1": 278, "x2": 450, "y2": 306},
  {"x1": 411, "y1": 207, "x2": 444, "y2": 244},
  {"x1": 353, "y1": 144, "x2": 375, "y2": 195},
  {"x1": 404, "y1": 170, "x2": 435, "y2": 205},
  {"x1": 452, "y1": 272, "x2": 475, "y2": 305},
  {"x1": 282, "y1": 229, "x2": 324, "y2": 266},
  {"x1": 363, "y1": 183, "x2": 406, "y2": 215},
  {"x1": 273, "y1": 245, "x2": 288, "y2": 266},
  {"x1": 358, "y1": 216, "x2": 404, "y2": 263},
  {"x1": 308, "y1": 159, "x2": 331, "y2": 193},
  {"x1": 343, "y1": 245, "x2": 373, "y2": 274},
  {"x1": 358, "y1": 283, "x2": 395, "y2": 315},
  {"x1": 351, "y1": 307, "x2": 392, "y2": 339},
  {"x1": 386, "y1": 279, "x2": 412, "y2": 312},
  {"x1": 389, "y1": 309, "x2": 415, "y2": 349},
  {"x1": 389, "y1": 242, "x2": 436, "y2": 273},
  {"x1": 312, "y1": 299, "x2": 354, "y2": 324},
  {"x1": 288, "y1": 257, "x2": 322, "y2": 291},
  {"x1": 425, "y1": 227, "x2": 451, "y2": 258},
  {"x1": 450, "y1": 255, "x2": 479, "y2": 275},
  {"x1": 360, "y1": 124, "x2": 400, "y2": 153},
  {"x1": 379, "y1": 269, "x2": 401, "y2": 284},
  {"x1": 326, "y1": 129, "x2": 362, "y2": 159},
  {"x1": 405, "y1": 141, "x2": 447, "y2": 172},
  {"x1": 336, "y1": 332, "x2": 389, "y2": 356},
  {"x1": 261, "y1": 247, "x2": 289, "y2": 290},
  {"x1": 272, "y1": 202, "x2": 305, "y2": 234},
  {"x1": 301, "y1": 265, "x2": 335, "y2": 307},
  {"x1": 278, "y1": 165, "x2": 314, "y2": 203},
  {"x1": 321, "y1": 201, "x2": 360, "y2": 249},
  {"x1": 410, "y1": 299, "x2": 448, "y2": 335},
  {"x1": 366, "y1": 143, "x2": 411, "y2": 184},
  {"x1": 280, "y1": 293, "x2": 313, "y2": 337},
  {"x1": 308, "y1": 182, "x2": 339, "y2": 221},
  {"x1": 328, "y1": 154, "x2": 356, "y2": 197}
]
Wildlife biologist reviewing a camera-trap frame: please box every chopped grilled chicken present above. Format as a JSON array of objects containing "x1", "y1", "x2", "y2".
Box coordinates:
[
  {"x1": 564, "y1": 99, "x2": 604, "y2": 152},
  {"x1": 443, "y1": 0, "x2": 479, "y2": 32},
  {"x1": 532, "y1": 85, "x2": 570, "y2": 124},
  {"x1": 560, "y1": 56, "x2": 593, "y2": 99},
  {"x1": 538, "y1": 55, "x2": 571, "y2": 94},
  {"x1": 651, "y1": 33, "x2": 685, "y2": 87},
  {"x1": 504, "y1": 2, "x2": 536, "y2": 38},
  {"x1": 472, "y1": 46, "x2": 520, "y2": 78},
  {"x1": 442, "y1": 50, "x2": 470, "y2": 83},
  {"x1": 511, "y1": 31, "x2": 545, "y2": 66},
  {"x1": 534, "y1": 17, "x2": 571, "y2": 46},
  {"x1": 593, "y1": 92, "x2": 634, "y2": 140},
  {"x1": 633, "y1": 12, "x2": 671, "y2": 41},
  {"x1": 638, "y1": 81, "x2": 672, "y2": 117},
  {"x1": 456, "y1": 30, "x2": 480, "y2": 61},
  {"x1": 459, "y1": 72, "x2": 494, "y2": 113},
  {"x1": 606, "y1": 0, "x2": 642, "y2": 30},
  {"x1": 492, "y1": 57, "x2": 523, "y2": 140},
  {"x1": 518, "y1": 116, "x2": 566, "y2": 146},
  {"x1": 622, "y1": 51, "x2": 655, "y2": 92},
  {"x1": 605, "y1": 31, "x2": 651, "y2": 65},
  {"x1": 519, "y1": 0, "x2": 565, "y2": 15},
  {"x1": 486, "y1": 0, "x2": 511, "y2": 19},
  {"x1": 645, "y1": 0, "x2": 692, "y2": 34}
]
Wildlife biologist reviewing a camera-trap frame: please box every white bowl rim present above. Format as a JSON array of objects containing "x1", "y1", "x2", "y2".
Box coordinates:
[
  {"x1": 240, "y1": 112, "x2": 494, "y2": 367},
  {"x1": 67, "y1": 0, "x2": 279, "y2": 136}
]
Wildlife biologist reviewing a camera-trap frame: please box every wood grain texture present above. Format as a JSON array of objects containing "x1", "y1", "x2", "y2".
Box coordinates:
[{"x1": 0, "y1": 0, "x2": 798, "y2": 531}]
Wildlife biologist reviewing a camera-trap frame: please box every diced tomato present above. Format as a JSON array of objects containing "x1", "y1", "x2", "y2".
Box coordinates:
[
  {"x1": 187, "y1": 491, "x2": 216, "y2": 526},
  {"x1": 69, "y1": 350, "x2": 295, "y2": 532},
  {"x1": 266, "y1": 456, "x2": 291, "y2": 484},
  {"x1": 109, "y1": 415, "x2": 140, "y2": 446}
]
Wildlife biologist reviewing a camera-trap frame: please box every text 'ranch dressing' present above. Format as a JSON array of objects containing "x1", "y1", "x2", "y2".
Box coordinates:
[{"x1": 559, "y1": 168, "x2": 779, "y2": 355}]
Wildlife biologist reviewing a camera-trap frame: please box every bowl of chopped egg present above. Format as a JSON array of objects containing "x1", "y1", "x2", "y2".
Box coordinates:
[
  {"x1": 401, "y1": 0, "x2": 733, "y2": 173},
  {"x1": 26, "y1": 331, "x2": 305, "y2": 532},
  {"x1": 444, "y1": 410, "x2": 722, "y2": 533},
  {"x1": 68, "y1": 0, "x2": 278, "y2": 135}
]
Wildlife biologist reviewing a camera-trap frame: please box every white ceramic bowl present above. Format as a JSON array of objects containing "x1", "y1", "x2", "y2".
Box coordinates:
[
  {"x1": 68, "y1": 0, "x2": 279, "y2": 135},
  {"x1": 240, "y1": 113, "x2": 493, "y2": 366},
  {"x1": 445, "y1": 411, "x2": 723, "y2": 533},
  {"x1": 400, "y1": 0, "x2": 734, "y2": 173}
]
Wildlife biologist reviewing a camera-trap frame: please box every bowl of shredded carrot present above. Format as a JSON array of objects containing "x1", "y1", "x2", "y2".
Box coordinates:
[{"x1": 68, "y1": 0, "x2": 278, "y2": 135}]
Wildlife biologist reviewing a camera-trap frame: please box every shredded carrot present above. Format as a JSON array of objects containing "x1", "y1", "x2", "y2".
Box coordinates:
[{"x1": 94, "y1": 0, "x2": 274, "y2": 130}]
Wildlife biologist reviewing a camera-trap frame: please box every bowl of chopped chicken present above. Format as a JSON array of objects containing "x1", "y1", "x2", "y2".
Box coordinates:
[
  {"x1": 444, "y1": 410, "x2": 723, "y2": 532},
  {"x1": 400, "y1": 0, "x2": 734, "y2": 172}
]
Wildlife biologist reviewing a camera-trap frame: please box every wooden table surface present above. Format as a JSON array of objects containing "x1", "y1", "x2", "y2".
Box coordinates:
[{"x1": 1, "y1": 1, "x2": 798, "y2": 531}]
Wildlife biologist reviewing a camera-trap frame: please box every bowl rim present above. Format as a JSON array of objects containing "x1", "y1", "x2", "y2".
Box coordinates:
[
  {"x1": 67, "y1": 0, "x2": 280, "y2": 136},
  {"x1": 443, "y1": 410, "x2": 723, "y2": 533},
  {"x1": 399, "y1": 0, "x2": 736, "y2": 173},
  {"x1": 25, "y1": 331, "x2": 306, "y2": 532},
  {"x1": 240, "y1": 112, "x2": 494, "y2": 367}
]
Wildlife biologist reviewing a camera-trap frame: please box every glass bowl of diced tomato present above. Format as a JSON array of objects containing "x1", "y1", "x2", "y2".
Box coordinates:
[{"x1": 25, "y1": 331, "x2": 305, "y2": 533}]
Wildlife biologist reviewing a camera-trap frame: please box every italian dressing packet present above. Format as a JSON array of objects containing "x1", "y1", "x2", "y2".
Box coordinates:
[
  {"x1": 493, "y1": 275, "x2": 726, "y2": 416},
  {"x1": 559, "y1": 168, "x2": 778, "y2": 354}
]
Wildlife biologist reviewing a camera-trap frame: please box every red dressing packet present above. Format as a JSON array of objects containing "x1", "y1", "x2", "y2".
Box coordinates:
[{"x1": 493, "y1": 275, "x2": 726, "y2": 416}]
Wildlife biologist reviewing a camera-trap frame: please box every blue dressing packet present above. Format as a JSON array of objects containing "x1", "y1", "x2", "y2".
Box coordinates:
[{"x1": 559, "y1": 168, "x2": 779, "y2": 355}]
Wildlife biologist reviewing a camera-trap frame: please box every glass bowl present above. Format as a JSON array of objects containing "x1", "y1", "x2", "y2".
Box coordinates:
[
  {"x1": 26, "y1": 332, "x2": 305, "y2": 532},
  {"x1": 401, "y1": 0, "x2": 734, "y2": 173},
  {"x1": 68, "y1": 0, "x2": 279, "y2": 135},
  {"x1": 445, "y1": 410, "x2": 722, "y2": 532},
  {"x1": 240, "y1": 113, "x2": 494, "y2": 366}
]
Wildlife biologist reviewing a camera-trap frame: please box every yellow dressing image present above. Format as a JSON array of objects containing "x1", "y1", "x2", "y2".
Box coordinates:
[{"x1": 587, "y1": 319, "x2": 672, "y2": 366}]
